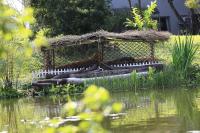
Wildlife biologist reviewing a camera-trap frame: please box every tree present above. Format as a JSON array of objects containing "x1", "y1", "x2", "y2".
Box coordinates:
[
  {"x1": 127, "y1": 0, "x2": 142, "y2": 12},
  {"x1": 167, "y1": 0, "x2": 186, "y2": 27},
  {"x1": 185, "y1": 0, "x2": 200, "y2": 34},
  {"x1": 185, "y1": 0, "x2": 200, "y2": 9},
  {"x1": 168, "y1": 0, "x2": 196, "y2": 31},
  {"x1": 0, "y1": 1, "x2": 46, "y2": 89},
  {"x1": 30, "y1": 0, "x2": 111, "y2": 36},
  {"x1": 137, "y1": 0, "x2": 142, "y2": 10},
  {"x1": 128, "y1": 0, "x2": 133, "y2": 10}
]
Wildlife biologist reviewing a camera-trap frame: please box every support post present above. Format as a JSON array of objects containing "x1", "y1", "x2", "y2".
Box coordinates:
[
  {"x1": 52, "y1": 49, "x2": 55, "y2": 69},
  {"x1": 43, "y1": 49, "x2": 53, "y2": 70},
  {"x1": 150, "y1": 42, "x2": 155, "y2": 60}
]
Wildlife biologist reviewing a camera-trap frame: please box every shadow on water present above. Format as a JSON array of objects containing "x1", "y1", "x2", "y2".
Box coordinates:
[{"x1": 1, "y1": 88, "x2": 200, "y2": 132}]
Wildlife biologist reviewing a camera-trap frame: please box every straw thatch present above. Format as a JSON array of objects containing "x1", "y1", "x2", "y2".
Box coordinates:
[{"x1": 48, "y1": 30, "x2": 171, "y2": 47}]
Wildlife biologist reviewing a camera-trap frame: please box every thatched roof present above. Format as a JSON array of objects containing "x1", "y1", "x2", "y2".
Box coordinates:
[{"x1": 47, "y1": 30, "x2": 171, "y2": 47}]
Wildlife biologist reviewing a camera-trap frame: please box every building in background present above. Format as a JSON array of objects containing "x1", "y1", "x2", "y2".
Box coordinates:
[
  {"x1": 6, "y1": 0, "x2": 24, "y2": 12},
  {"x1": 112, "y1": 0, "x2": 194, "y2": 34},
  {"x1": 5, "y1": 0, "x2": 198, "y2": 34}
]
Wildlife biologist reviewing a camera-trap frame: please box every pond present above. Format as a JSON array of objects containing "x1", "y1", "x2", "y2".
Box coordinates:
[{"x1": 1, "y1": 88, "x2": 200, "y2": 133}]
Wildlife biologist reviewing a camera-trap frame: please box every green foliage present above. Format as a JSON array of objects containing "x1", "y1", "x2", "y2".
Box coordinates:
[
  {"x1": 146, "y1": 67, "x2": 156, "y2": 88},
  {"x1": 49, "y1": 84, "x2": 85, "y2": 95},
  {"x1": 187, "y1": 65, "x2": 200, "y2": 85},
  {"x1": 131, "y1": 70, "x2": 139, "y2": 92},
  {"x1": 0, "y1": 3, "x2": 34, "y2": 55},
  {"x1": 172, "y1": 36, "x2": 198, "y2": 79},
  {"x1": 155, "y1": 35, "x2": 200, "y2": 64},
  {"x1": 44, "y1": 85, "x2": 122, "y2": 133},
  {"x1": 185, "y1": 0, "x2": 200, "y2": 9},
  {"x1": 0, "y1": 1, "x2": 47, "y2": 92},
  {"x1": 86, "y1": 66, "x2": 184, "y2": 91},
  {"x1": 0, "y1": 88, "x2": 22, "y2": 98},
  {"x1": 30, "y1": 0, "x2": 111, "y2": 36},
  {"x1": 105, "y1": 9, "x2": 130, "y2": 32},
  {"x1": 125, "y1": 1, "x2": 157, "y2": 30}
]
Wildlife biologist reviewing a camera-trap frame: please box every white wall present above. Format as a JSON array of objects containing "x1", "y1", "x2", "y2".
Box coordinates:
[
  {"x1": 111, "y1": 0, "x2": 137, "y2": 8},
  {"x1": 5, "y1": 0, "x2": 24, "y2": 12}
]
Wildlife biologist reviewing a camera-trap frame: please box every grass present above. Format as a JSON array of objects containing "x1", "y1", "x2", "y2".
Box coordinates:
[{"x1": 85, "y1": 66, "x2": 183, "y2": 91}]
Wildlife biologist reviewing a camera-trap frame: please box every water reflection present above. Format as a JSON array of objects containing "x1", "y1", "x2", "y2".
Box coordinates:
[
  {"x1": 0, "y1": 88, "x2": 200, "y2": 132},
  {"x1": 0, "y1": 97, "x2": 65, "y2": 133},
  {"x1": 110, "y1": 88, "x2": 200, "y2": 133}
]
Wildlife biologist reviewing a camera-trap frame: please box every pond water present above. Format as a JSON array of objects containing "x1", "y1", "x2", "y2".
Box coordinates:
[{"x1": 1, "y1": 88, "x2": 200, "y2": 133}]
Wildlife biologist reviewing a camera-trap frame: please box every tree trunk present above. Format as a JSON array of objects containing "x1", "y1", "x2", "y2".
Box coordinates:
[
  {"x1": 128, "y1": 0, "x2": 132, "y2": 11},
  {"x1": 190, "y1": 9, "x2": 199, "y2": 34},
  {"x1": 167, "y1": 0, "x2": 187, "y2": 30},
  {"x1": 138, "y1": 0, "x2": 142, "y2": 11}
]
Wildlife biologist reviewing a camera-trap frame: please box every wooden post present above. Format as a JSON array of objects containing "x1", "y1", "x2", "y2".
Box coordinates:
[
  {"x1": 150, "y1": 42, "x2": 155, "y2": 60},
  {"x1": 42, "y1": 48, "x2": 47, "y2": 70},
  {"x1": 101, "y1": 40, "x2": 105, "y2": 62},
  {"x1": 42, "y1": 49, "x2": 53, "y2": 70},
  {"x1": 52, "y1": 49, "x2": 55, "y2": 69},
  {"x1": 97, "y1": 37, "x2": 101, "y2": 66},
  {"x1": 100, "y1": 38, "x2": 108, "y2": 63}
]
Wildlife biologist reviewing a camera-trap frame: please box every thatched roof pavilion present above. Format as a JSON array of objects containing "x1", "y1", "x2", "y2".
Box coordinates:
[
  {"x1": 41, "y1": 30, "x2": 171, "y2": 70},
  {"x1": 32, "y1": 30, "x2": 171, "y2": 87}
]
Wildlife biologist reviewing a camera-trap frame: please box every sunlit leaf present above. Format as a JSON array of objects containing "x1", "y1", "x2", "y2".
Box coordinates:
[{"x1": 112, "y1": 103, "x2": 123, "y2": 113}]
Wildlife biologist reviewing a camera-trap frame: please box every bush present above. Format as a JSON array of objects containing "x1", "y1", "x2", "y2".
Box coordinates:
[
  {"x1": 0, "y1": 88, "x2": 22, "y2": 98},
  {"x1": 125, "y1": 1, "x2": 157, "y2": 30}
]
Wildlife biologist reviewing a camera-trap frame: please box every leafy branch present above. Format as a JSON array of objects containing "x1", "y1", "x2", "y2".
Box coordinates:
[{"x1": 125, "y1": 1, "x2": 158, "y2": 30}]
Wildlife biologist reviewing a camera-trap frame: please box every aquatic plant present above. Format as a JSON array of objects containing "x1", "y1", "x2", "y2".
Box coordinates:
[
  {"x1": 131, "y1": 70, "x2": 139, "y2": 92},
  {"x1": 172, "y1": 36, "x2": 198, "y2": 79},
  {"x1": 85, "y1": 66, "x2": 185, "y2": 91}
]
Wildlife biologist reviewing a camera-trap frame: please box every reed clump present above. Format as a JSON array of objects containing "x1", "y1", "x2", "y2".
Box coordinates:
[
  {"x1": 172, "y1": 36, "x2": 198, "y2": 80},
  {"x1": 85, "y1": 66, "x2": 184, "y2": 91}
]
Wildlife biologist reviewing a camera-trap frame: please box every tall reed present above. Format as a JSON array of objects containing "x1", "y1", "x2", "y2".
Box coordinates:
[{"x1": 172, "y1": 36, "x2": 198, "y2": 79}]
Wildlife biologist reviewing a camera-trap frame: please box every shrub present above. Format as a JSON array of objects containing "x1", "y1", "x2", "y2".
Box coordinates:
[{"x1": 125, "y1": 1, "x2": 157, "y2": 30}]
